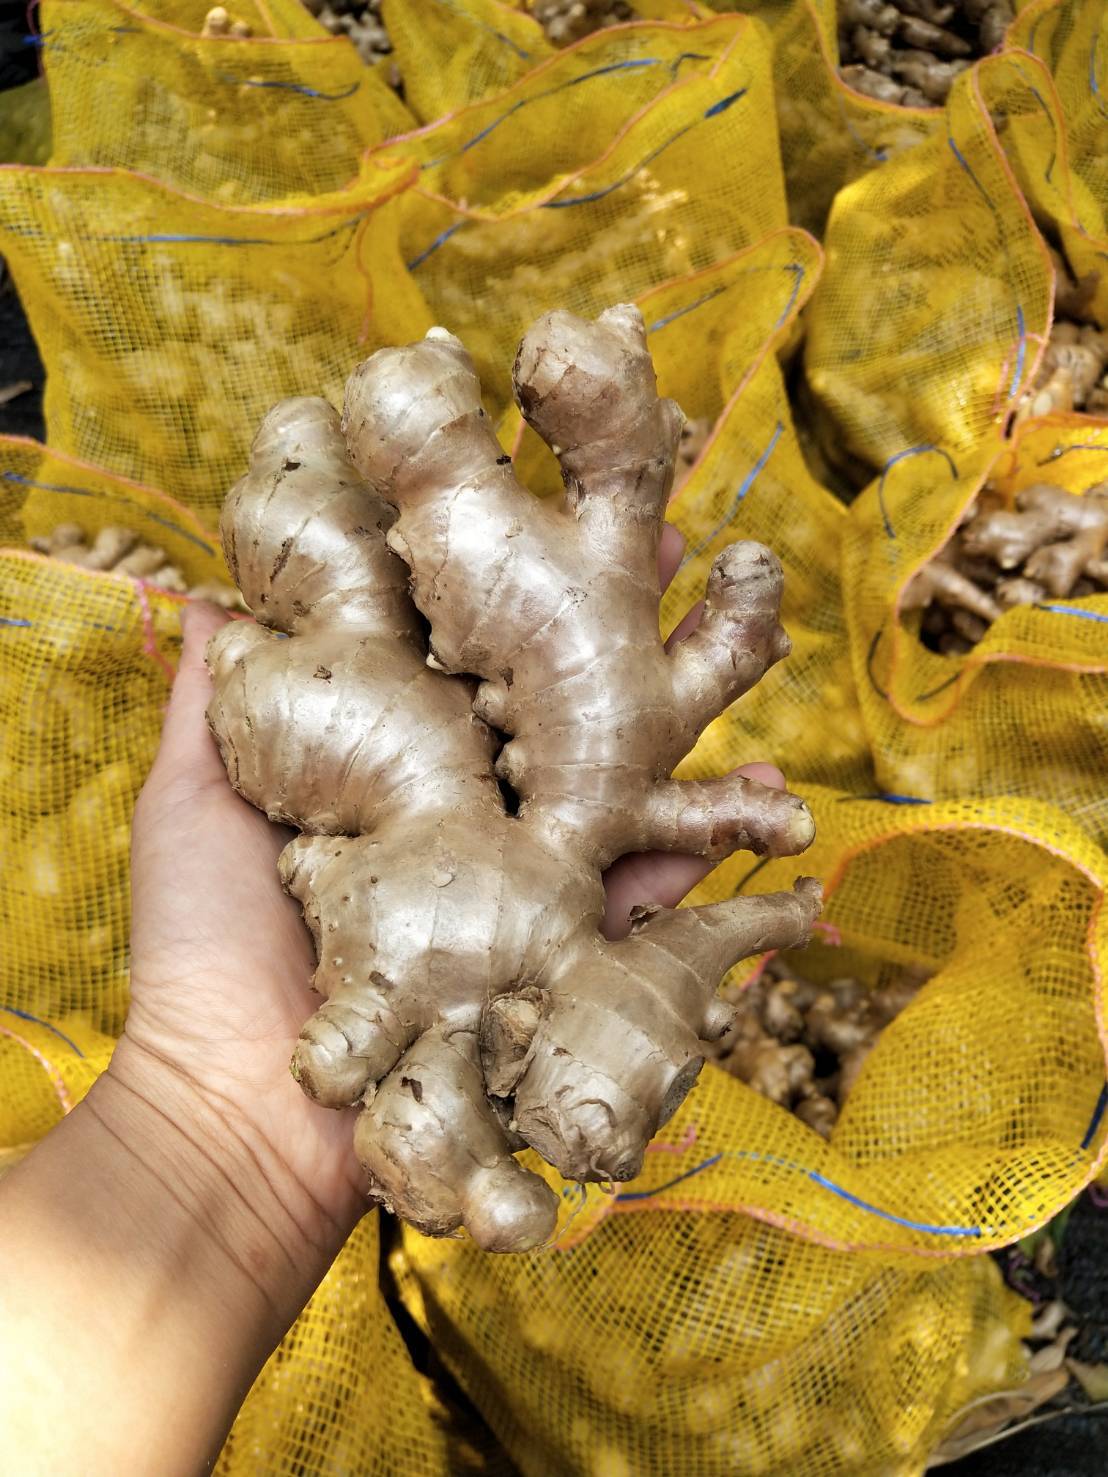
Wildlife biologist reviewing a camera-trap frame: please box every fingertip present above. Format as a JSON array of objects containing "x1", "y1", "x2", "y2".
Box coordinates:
[
  {"x1": 735, "y1": 761, "x2": 786, "y2": 791},
  {"x1": 664, "y1": 598, "x2": 703, "y2": 649},
  {"x1": 658, "y1": 521, "x2": 686, "y2": 592},
  {"x1": 181, "y1": 598, "x2": 232, "y2": 656}
]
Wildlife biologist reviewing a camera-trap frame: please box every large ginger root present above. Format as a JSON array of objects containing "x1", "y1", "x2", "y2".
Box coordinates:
[
  {"x1": 904, "y1": 479, "x2": 1108, "y2": 653},
  {"x1": 709, "y1": 958, "x2": 927, "y2": 1137},
  {"x1": 207, "y1": 306, "x2": 819, "y2": 1251},
  {"x1": 30, "y1": 521, "x2": 242, "y2": 607},
  {"x1": 838, "y1": 0, "x2": 1010, "y2": 108}
]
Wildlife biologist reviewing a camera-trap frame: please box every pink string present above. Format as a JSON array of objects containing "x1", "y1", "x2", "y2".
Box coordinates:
[
  {"x1": 647, "y1": 1124, "x2": 699, "y2": 1155},
  {"x1": 812, "y1": 920, "x2": 843, "y2": 946},
  {"x1": 0, "y1": 1023, "x2": 73, "y2": 1114},
  {"x1": 131, "y1": 580, "x2": 178, "y2": 683}
]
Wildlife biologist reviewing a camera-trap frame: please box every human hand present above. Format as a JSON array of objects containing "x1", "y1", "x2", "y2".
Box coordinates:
[{"x1": 115, "y1": 523, "x2": 785, "y2": 1246}]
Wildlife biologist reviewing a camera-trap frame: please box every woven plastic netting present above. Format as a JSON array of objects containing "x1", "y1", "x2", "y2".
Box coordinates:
[{"x1": 804, "y1": 37, "x2": 1108, "y2": 842}]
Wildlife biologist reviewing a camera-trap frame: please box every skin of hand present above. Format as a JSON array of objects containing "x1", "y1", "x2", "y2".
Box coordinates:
[{"x1": 0, "y1": 520, "x2": 786, "y2": 1475}]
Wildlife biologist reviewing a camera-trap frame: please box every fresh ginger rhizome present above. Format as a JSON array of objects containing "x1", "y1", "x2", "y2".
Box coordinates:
[{"x1": 206, "y1": 305, "x2": 819, "y2": 1252}]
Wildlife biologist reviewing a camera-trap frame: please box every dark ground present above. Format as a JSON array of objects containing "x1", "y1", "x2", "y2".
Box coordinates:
[{"x1": 0, "y1": 278, "x2": 46, "y2": 441}]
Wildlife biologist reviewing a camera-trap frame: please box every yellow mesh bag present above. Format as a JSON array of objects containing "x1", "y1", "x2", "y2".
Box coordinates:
[
  {"x1": 0, "y1": 79, "x2": 51, "y2": 166},
  {"x1": 804, "y1": 58, "x2": 1108, "y2": 838},
  {"x1": 845, "y1": 412, "x2": 1108, "y2": 837},
  {"x1": 1009, "y1": 0, "x2": 1108, "y2": 302},
  {"x1": 393, "y1": 1089, "x2": 1031, "y2": 1477},
  {"x1": 216, "y1": 1214, "x2": 452, "y2": 1477},
  {"x1": 0, "y1": 1020, "x2": 452, "y2": 1474},
  {"x1": 0, "y1": 440, "x2": 229, "y2": 1032},
  {"x1": 129, "y1": 0, "x2": 331, "y2": 38},
  {"x1": 0, "y1": 160, "x2": 416, "y2": 523},
  {"x1": 0, "y1": 1012, "x2": 115, "y2": 1173},
  {"x1": 385, "y1": 0, "x2": 552, "y2": 122},
  {"x1": 40, "y1": 0, "x2": 412, "y2": 200},
  {"x1": 367, "y1": 13, "x2": 790, "y2": 410},
  {"x1": 640, "y1": 238, "x2": 873, "y2": 793},
  {"x1": 805, "y1": 65, "x2": 1053, "y2": 473},
  {"x1": 668, "y1": 784, "x2": 1108, "y2": 1253},
  {"x1": 701, "y1": 0, "x2": 940, "y2": 232}
]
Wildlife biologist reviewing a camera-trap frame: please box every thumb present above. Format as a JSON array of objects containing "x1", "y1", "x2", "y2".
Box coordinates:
[{"x1": 148, "y1": 601, "x2": 233, "y2": 786}]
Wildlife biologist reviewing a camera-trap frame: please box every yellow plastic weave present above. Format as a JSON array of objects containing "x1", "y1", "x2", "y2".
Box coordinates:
[
  {"x1": 1008, "y1": 0, "x2": 1108, "y2": 305},
  {"x1": 0, "y1": 160, "x2": 415, "y2": 522},
  {"x1": 0, "y1": 1016, "x2": 453, "y2": 1475},
  {"x1": 672, "y1": 786, "x2": 1108, "y2": 1252},
  {"x1": 803, "y1": 56, "x2": 1108, "y2": 841},
  {"x1": 700, "y1": 0, "x2": 940, "y2": 231},
  {"x1": 394, "y1": 1074, "x2": 1031, "y2": 1477},
  {"x1": 41, "y1": 0, "x2": 412, "y2": 200},
  {"x1": 0, "y1": 441, "x2": 227, "y2": 1032},
  {"x1": 369, "y1": 13, "x2": 789, "y2": 409},
  {"x1": 384, "y1": 0, "x2": 553, "y2": 123}
]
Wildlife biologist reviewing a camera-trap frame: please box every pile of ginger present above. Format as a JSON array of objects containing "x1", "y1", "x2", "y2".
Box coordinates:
[
  {"x1": 30, "y1": 521, "x2": 241, "y2": 608},
  {"x1": 838, "y1": 0, "x2": 1013, "y2": 108},
  {"x1": 903, "y1": 478, "x2": 1108, "y2": 653},
  {"x1": 709, "y1": 958, "x2": 928, "y2": 1138}
]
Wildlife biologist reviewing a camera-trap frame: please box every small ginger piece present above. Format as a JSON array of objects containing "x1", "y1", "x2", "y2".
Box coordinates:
[
  {"x1": 895, "y1": 14, "x2": 970, "y2": 54},
  {"x1": 840, "y1": 0, "x2": 900, "y2": 32},
  {"x1": 1048, "y1": 247, "x2": 1099, "y2": 322},
  {"x1": 201, "y1": 5, "x2": 251, "y2": 36},
  {"x1": 889, "y1": 49, "x2": 969, "y2": 102},
  {"x1": 850, "y1": 25, "x2": 892, "y2": 67},
  {"x1": 794, "y1": 1093, "x2": 838, "y2": 1138},
  {"x1": 840, "y1": 63, "x2": 907, "y2": 104},
  {"x1": 727, "y1": 1039, "x2": 816, "y2": 1106},
  {"x1": 207, "y1": 307, "x2": 820, "y2": 1249},
  {"x1": 709, "y1": 958, "x2": 925, "y2": 1132},
  {"x1": 902, "y1": 547, "x2": 1002, "y2": 623},
  {"x1": 963, "y1": 482, "x2": 1108, "y2": 590},
  {"x1": 838, "y1": 1044, "x2": 873, "y2": 1101},
  {"x1": 839, "y1": 0, "x2": 1013, "y2": 104},
  {"x1": 995, "y1": 574, "x2": 1046, "y2": 609},
  {"x1": 910, "y1": 478, "x2": 1108, "y2": 651},
  {"x1": 762, "y1": 975, "x2": 822, "y2": 1042},
  {"x1": 949, "y1": 607, "x2": 988, "y2": 644}
]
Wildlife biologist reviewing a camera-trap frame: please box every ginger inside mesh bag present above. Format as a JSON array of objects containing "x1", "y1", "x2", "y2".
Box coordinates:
[
  {"x1": 394, "y1": 1096, "x2": 1030, "y2": 1477},
  {"x1": 849, "y1": 414, "x2": 1108, "y2": 840},
  {"x1": 804, "y1": 56, "x2": 1108, "y2": 841},
  {"x1": 0, "y1": 159, "x2": 416, "y2": 524},
  {"x1": 366, "y1": 12, "x2": 790, "y2": 412},
  {"x1": 699, "y1": 0, "x2": 940, "y2": 232},
  {"x1": 0, "y1": 442, "x2": 231, "y2": 1033},
  {"x1": 672, "y1": 784, "x2": 1108, "y2": 1253},
  {"x1": 40, "y1": 0, "x2": 413, "y2": 200}
]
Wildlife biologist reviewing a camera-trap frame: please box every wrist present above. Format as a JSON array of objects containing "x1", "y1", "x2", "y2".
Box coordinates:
[
  {"x1": 0, "y1": 1044, "x2": 350, "y2": 1476},
  {"x1": 101, "y1": 1037, "x2": 350, "y2": 1319}
]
